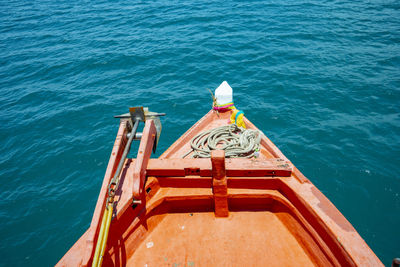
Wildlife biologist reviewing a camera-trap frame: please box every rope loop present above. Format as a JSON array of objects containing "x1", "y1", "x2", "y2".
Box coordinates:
[{"x1": 183, "y1": 124, "x2": 262, "y2": 158}]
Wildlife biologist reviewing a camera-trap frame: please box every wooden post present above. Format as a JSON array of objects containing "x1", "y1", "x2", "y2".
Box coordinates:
[
  {"x1": 211, "y1": 150, "x2": 228, "y2": 217},
  {"x1": 132, "y1": 120, "x2": 156, "y2": 201}
]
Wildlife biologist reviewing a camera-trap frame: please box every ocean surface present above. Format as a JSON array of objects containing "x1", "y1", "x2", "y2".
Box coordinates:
[{"x1": 0, "y1": 0, "x2": 399, "y2": 265}]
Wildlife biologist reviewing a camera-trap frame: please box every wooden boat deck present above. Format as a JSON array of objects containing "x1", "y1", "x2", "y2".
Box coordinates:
[
  {"x1": 57, "y1": 110, "x2": 382, "y2": 266},
  {"x1": 127, "y1": 211, "x2": 316, "y2": 267}
]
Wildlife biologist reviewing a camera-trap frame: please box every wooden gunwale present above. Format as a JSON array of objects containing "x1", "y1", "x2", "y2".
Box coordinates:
[{"x1": 57, "y1": 110, "x2": 382, "y2": 267}]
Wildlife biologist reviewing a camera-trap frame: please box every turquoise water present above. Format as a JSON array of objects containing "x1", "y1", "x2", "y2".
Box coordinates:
[{"x1": 1, "y1": 0, "x2": 399, "y2": 265}]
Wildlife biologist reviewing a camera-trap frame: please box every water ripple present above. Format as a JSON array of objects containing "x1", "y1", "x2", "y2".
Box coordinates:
[{"x1": 0, "y1": 0, "x2": 399, "y2": 265}]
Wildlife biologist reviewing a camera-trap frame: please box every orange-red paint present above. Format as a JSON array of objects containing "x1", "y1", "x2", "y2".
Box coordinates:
[
  {"x1": 57, "y1": 110, "x2": 383, "y2": 267},
  {"x1": 211, "y1": 150, "x2": 228, "y2": 217},
  {"x1": 132, "y1": 119, "x2": 156, "y2": 200}
]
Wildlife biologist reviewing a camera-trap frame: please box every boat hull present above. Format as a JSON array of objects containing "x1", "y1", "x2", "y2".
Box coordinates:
[{"x1": 57, "y1": 110, "x2": 382, "y2": 266}]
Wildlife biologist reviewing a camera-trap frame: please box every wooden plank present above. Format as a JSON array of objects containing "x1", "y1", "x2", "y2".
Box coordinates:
[
  {"x1": 211, "y1": 150, "x2": 229, "y2": 217},
  {"x1": 132, "y1": 120, "x2": 157, "y2": 199},
  {"x1": 83, "y1": 120, "x2": 129, "y2": 266},
  {"x1": 146, "y1": 158, "x2": 292, "y2": 177}
]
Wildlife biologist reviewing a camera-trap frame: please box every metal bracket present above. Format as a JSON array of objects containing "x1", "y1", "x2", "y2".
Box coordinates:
[
  {"x1": 115, "y1": 107, "x2": 164, "y2": 153},
  {"x1": 129, "y1": 107, "x2": 145, "y2": 124},
  {"x1": 114, "y1": 109, "x2": 165, "y2": 120}
]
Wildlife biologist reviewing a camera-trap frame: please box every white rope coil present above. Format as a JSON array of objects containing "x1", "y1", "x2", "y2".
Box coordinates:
[{"x1": 182, "y1": 124, "x2": 262, "y2": 158}]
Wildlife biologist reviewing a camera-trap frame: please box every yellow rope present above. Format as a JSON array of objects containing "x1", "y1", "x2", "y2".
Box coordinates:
[{"x1": 92, "y1": 203, "x2": 113, "y2": 267}]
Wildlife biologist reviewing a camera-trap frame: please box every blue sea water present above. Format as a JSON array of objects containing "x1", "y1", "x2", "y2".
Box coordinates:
[{"x1": 0, "y1": 0, "x2": 399, "y2": 265}]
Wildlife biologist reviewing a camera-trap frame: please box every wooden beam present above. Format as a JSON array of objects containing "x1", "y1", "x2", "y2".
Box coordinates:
[
  {"x1": 211, "y1": 150, "x2": 229, "y2": 217},
  {"x1": 146, "y1": 158, "x2": 292, "y2": 177},
  {"x1": 132, "y1": 120, "x2": 156, "y2": 200}
]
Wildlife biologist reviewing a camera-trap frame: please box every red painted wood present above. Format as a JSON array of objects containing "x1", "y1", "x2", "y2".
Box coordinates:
[
  {"x1": 58, "y1": 109, "x2": 383, "y2": 267},
  {"x1": 146, "y1": 158, "x2": 292, "y2": 177},
  {"x1": 132, "y1": 120, "x2": 156, "y2": 200},
  {"x1": 83, "y1": 120, "x2": 129, "y2": 266},
  {"x1": 211, "y1": 150, "x2": 228, "y2": 217}
]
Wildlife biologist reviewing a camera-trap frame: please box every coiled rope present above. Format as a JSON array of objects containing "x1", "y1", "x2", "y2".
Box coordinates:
[{"x1": 182, "y1": 124, "x2": 262, "y2": 158}]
